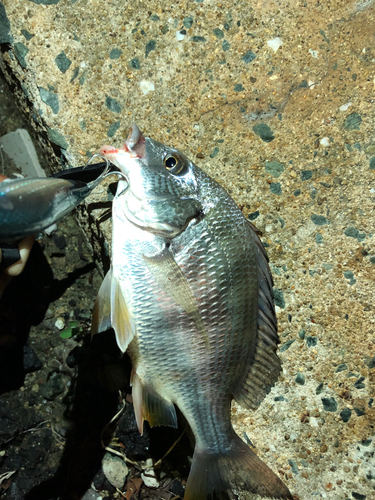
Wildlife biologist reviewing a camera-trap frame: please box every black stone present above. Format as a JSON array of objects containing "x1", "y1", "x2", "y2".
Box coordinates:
[
  {"x1": 52, "y1": 234, "x2": 67, "y2": 250},
  {"x1": 109, "y1": 48, "x2": 122, "y2": 60},
  {"x1": 344, "y1": 113, "x2": 362, "y2": 130},
  {"x1": 253, "y1": 123, "x2": 275, "y2": 142},
  {"x1": 23, "y1": 343, "x2": 42, "y2": 373},
  {"x1": 280, "y1": 339, "x2": 295, "y2": 352},
  {"x1": 234, "y1": 83, "x2": 244, "y2": 92},
  {"x1": 316, "y1": 383, "x2": 324, "y2": 394},
  {"x1": 311, "y1": 214, "x2": 329, "y2": 225},
  {"x1": 55, "y1": 51, "x2": 72, "y2": 73},
  {"x1": 270, "y1": 182, "x2": 282, "y2": 195},
  {"x1": 105, "y1": 96, "x2": 121, "y2": 113},
  {"x1": 169, "y1": 479, "x2": 185, "y2": 498},
  {"x1": 360, "y1": 439, "x2": 372, "y2": 446},
  {"x1": 40, "y1": 88, "x2": 59, "y2": 114},
  {"x1": 352, "y1": 493, "x2": 366, "y2": 500},
  {"x1": 0, "y1": 2, "x2": 13, "y2": 43},
  {"x1": 306, "y1": 336, "x2": 317, "y2": 347},
  {"x1": 145, "y1": 40, "x2": 156, "y2": 57},
  {"x1": 336, "y1": 363, "x2": 348, "y2": 373},
  {"x1": 322, "y1": 397, "x2": 337, "y2": 412},
  {"x1": 242, "y1": 51, "x2": 256, "y2": 63},
  {"x1": 340, "y1": 408, "x2": 352, "y2": 422},
  {"x1": 191, "y1": 36, "x2": 206, "y2": 43},
  {"x1": 47, "y1": 128, "x2": 68, "y2": 148},
  {"x1": 210, "y1": 147, "x2": 219, "y2": 158},
  {"x1": 248, "y1": 211, "x2": 259, "y2": 221},
  {"x1": 344, "y1": 227, "x2": 366, "y2": 242},
  {"x1": 274, "y1": 395, "x2": 286, "y2": 401},
  {"x1": 39, "y1": 372, "x2": 65, "y2": 401},
  {"x1": 107, "y1": 121, "x2": 121, "y2": 138},
  {"x1": 315, "y1": 233, "x2": 324, "y2": 244},
  {"x1": 183, "y1": 16, "x2": 193, "y2": 28},
  {"x1": 222, "y1": 40, "x2": 231, "y2": 51},
  {"x1": 129, "y1": 58, "x2": 141, "y2": 69},
  {"x1": 70, "y1": 67, "x2": 79, "y2": 83},
  {"x1": 21, "y1": 29, "x2": 34, "y2": 41},
  {"x1": 66, "y1": 346, "x2": 85, "y2": 368},
  {"x1": 354, "y1": 376, "x2": 365, "y2": 389},
  {"x1": 295, "y1": 373, "x2": 305, "y2": 385},
  {"x1": 92, "y1": 469, "x2": 116, "y2": 494},
  {"x1": 265, "y1": 160, "x2": 284, "y2": 177},
  {"x1": 117, "y1": 403, "x2": 150, "y2": 459},
  {"x1": 213, "y1": 28, "x2": 224, "y2": 39},
  {"x1": 354, "y1": 407, "x2": 365, "y2": 417},
  {"x1": 301, "y1": 170, "x2": 312, "y2": 181},
  {"x1": 14, "y1": 42, "x2": 29, "y2": 69},
  {"x1": 272, "y1": 288, "x2": 285, "y2": 308}
]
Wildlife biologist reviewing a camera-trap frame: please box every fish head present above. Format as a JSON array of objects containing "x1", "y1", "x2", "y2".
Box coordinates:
[{"x1": 100, "y1": 124, "x2": 202, "y2": 238}]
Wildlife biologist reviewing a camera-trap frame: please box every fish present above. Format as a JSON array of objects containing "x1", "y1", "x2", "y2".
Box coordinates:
[
  {"x1": 0, "y1": 162, "x2": 108, "y2": 240},
  {"x1": 92, "y1": 124, "x2": 292, "y2": 500}
]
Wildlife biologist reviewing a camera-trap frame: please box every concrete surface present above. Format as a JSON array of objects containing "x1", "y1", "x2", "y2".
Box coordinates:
[
  {"x1": 0, "y1": 0, "x2": 374, "y2": 499},
  {"x1": 0, "y1": 128, "x2": 45, "y2": 177}
]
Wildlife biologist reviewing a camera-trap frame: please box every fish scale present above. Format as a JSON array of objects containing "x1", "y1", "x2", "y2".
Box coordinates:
[{"x1": 93, "y1": 124, "x2": 293, "y2": 499}]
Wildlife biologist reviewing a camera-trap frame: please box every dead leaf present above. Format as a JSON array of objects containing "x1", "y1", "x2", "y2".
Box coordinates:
[
  {"x1": 125, "y1": 476, "x2": 143, "y2": 499},
  {"x1": 0, "y1": 471, "x2": 16, "y2": 491}
]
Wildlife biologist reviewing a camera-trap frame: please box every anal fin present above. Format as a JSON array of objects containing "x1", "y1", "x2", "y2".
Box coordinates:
[{"x1": 131, "y1": 371, "x2": 177, "y2": 435}]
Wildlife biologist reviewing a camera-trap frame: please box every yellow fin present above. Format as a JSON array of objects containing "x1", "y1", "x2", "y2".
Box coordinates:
[
  {"x1": 110, "y1": 272, "x2": 136, "y2": 353},
  {"x1": 143, "y1": 248, "x2": 209, "y2": 348},
  {"x1": 91, "y1": 268, "x2": 113, "y2": 336},
  {"x1": 131, "y1": 370, "x2": 144, "y2": 434},
  {"x1": 131, "y1": 370, "x2": 177, "y2": 435}
]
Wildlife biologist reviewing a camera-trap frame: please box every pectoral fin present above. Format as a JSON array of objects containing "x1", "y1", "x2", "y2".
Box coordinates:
[
  {"x1": 143, "y1": 248, "x2": 209, "y2": 348},
  {"x1": 91, "y1": 267, "x2": 136, "y2": 353},
  {"x1": 111, "y1": 273, "x2": 136, "y2": 353},
  {"x1": 91, "y1": 268, "x2": 113, "y2": 336}
]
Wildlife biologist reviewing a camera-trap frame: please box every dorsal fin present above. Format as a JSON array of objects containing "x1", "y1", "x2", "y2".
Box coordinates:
[{"x1": 232, "y1": 221, "x2": 282, "y2": 410}]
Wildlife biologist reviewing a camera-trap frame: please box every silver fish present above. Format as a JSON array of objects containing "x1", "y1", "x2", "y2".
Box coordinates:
[
  {"x1": 93, "y1": 124, "x2": 292, "y2": 500},
  {"x1": 0, "y1": 163, "x2": 107, "y2": 240}
]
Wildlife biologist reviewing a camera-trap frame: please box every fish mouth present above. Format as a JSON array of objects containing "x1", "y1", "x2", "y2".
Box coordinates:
[{"x1": 100, "y1": 124, "x2": 147, "y2": 171}]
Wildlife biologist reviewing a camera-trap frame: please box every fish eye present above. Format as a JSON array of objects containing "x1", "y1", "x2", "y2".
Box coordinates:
[
  {"x1": 163, "y1": 154, "x2": 187, "y2": 176},
  {"x1": 165, "y1": 156, "x2": 177, "y2": 169}
]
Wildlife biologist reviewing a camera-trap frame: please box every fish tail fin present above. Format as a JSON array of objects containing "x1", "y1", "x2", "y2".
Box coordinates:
[{"x1": 185, "y1": 434, "x2": 292, "y2": 500}]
